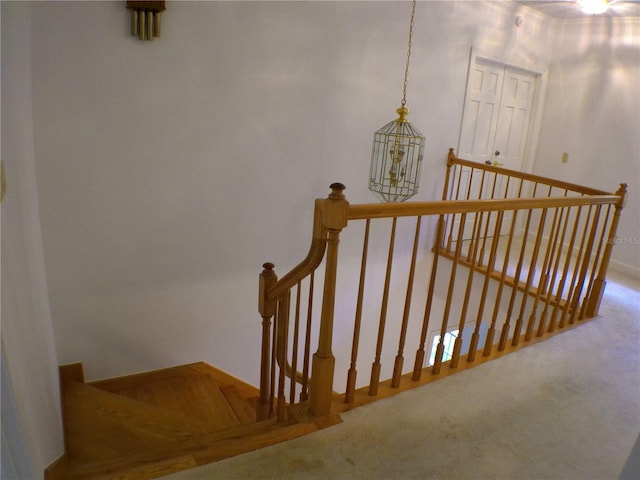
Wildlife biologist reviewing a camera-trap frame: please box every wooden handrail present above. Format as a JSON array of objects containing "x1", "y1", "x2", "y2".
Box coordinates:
[
  {"x1": 267, "y1": 200, "x2": 327, "y2": 301},
  {"x1": 448, "y1": 154, "x2": 611, "y2": 197},
  {"x1": 348, "y1": 195, "x2": 620, "y2": 220}
]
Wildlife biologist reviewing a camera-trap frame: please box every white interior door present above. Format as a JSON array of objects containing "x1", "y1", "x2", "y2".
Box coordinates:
[{"x1": 455, "y1": 56, "x2": 539, "y2": 241}]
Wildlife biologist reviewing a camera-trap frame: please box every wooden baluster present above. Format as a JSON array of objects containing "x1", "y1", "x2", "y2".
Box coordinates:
[
  {"x1": 538, "y1": 191, "x2": 570, "y2": 335},
  {"x1": 276, "y1": 292, "x2": 290, "y2": 421},
  {"x1": 465, "y1": 168, "x2": 476, "y2": 200},
  {"x1": 478, "y1": 172, "x2": 503, "y2": 267},
  {"x1": 484, "y1": 209, "x2": 518, "y2": 356},
  {"x1": 461, "y1": 168, "x2": 477, "y2": 258},
  {"x1": 433, "y1": 212, "x2": 466, "y2": 375},
  {"x1": 512, "y1": 207, "x2": 548, "y2": 346},
  {"x1": 369, "y1": 217, "x2": 397, "y2": 396},
  {"x1": 412, "y1": 214, "x2": 445, "y2": 381},
  {"x1": 269, "y1": 310, "x2": 277, "y2": 416},
  {"x1": 411, "y1": 155, "x2": 456, "y2": 380},
  {"x1": 451, "y1": 211, "x2": 483, "y2": 368},
  {"x1": 561, "y1": 204, "x2": 594, "y2": 326},
  {"x1": 514, "y1": 185, "x2": 558, "y2": 342},
  {"x1": 468, "y1": 210, "x2": 503, "y2": 362},
  {"x1": 498, "y1": 183, "x2": 538, "y2": 351},
  {"x1": 466, "y1": 170, "x2": 487, "y2": 262},
  {"x1": 309, "y1": 183, "x2": 349, "y2": 417},
  {"x1": 585, "y1": 183, "x2": 627, "y2": 317},
  {"x1": 300, "y1": 272, "x2": 314, "y2": 402},
  {"x1": 550, "y1": 205, "x2": 583, "y2": 330},
  {"x1": 483, "y1": 179, "x2": 525, "y2": 355},
  {"x1": 525, "y1": 203, "x2": 562, "y2": 341},
  {"x1": 441, "y1": 149, "x2": 456, "y2": 257},
  {"x1": 289, "y1": 282, "x2": 302, "y2": 405},
  {"x1": 446, "y1": 164, "x2": 466, "y2": 252},
  {"x1": 580, "y1": 206, "x2": 612, "y2": 320},
  {"x1": 392, "y1": 216, "x2": 422, "y2": 387},
  {"x1": 567, "y1": 205, "x2": 602, "y2": 325},
  {"x1": 258, "y1": 263, "x2": 277, "y2": 420},
  {"x1": 538, "y1": 201, "x2": 566, "y2": 299},
  {"x1": 345, "y1": 219, "x2": 371, "y2": 404}
]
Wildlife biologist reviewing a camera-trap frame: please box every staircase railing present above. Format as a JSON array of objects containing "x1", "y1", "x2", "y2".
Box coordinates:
[{"x1": 258, "y1": 149, "x2": 627, "y2": 421}]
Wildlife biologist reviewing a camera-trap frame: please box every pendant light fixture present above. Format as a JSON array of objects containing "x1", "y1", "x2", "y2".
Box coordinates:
[{"x1": 369, "y1": 0, "x2": 425, "y2": 203}]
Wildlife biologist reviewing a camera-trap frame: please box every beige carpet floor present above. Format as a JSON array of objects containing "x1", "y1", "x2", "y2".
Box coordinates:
[{"x1": 162, "y1": 271, "x2": 640, "y2": 480}]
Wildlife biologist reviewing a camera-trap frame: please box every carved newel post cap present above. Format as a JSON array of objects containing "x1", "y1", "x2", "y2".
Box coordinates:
[
  {"x1": 616, "y1": 183, "x2": 628, "y2": 208},
  {"x1": 262, "y1": 262, "x2": 275, "y2": 271},
  {"x1": 329, "y1": 183, "x2": 346, "y2": 200}
]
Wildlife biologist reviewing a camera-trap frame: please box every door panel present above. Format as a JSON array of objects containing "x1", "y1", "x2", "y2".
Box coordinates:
[
  {"x1": 494, "y1": 69, "x2": 536, "y2": 170},
  {"x1": 459, "y1": 61, "x2": 505, "y2": 165}
]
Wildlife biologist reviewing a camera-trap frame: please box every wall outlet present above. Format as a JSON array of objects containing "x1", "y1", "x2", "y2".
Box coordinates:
[{"x1": 561, "y1": 152, "x2": 569, "y2": 163}]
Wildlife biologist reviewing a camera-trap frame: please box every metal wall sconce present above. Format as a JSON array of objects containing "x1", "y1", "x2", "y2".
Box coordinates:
[{"x1": 127, "y1": 1, "x2": 166, "y2": 41}]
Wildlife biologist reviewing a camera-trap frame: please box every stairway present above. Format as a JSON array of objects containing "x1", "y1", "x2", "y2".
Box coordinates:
[{"x1": 54, "y1": 362, "x2": 320, "y2": 480}]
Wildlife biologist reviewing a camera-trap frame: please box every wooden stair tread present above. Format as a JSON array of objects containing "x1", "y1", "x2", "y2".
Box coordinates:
[
  {"x1": 91, "y1": 362, "x2": 259, "y2": 401},
  {"x1": 57, "y1": 362, "x2": 323, "y2": 479},
  {"x1": 220, "y1": 384, "x2": 256, "y2": 424},
  {"x1": 87, "y1": 361, "x2": 259, "y2": 432},
  {"x1": 68, "y1": 419, "x2": 318, "y2": 479},
  {"x1": 107, "y1": 374, "x2": 244, "y2": 430},
  {"x1": 62, "y1": 381, "x2": 212, "y2": 463},
  {"x1": 185, "y1": 362, "x2": 261, "y2": 399}
]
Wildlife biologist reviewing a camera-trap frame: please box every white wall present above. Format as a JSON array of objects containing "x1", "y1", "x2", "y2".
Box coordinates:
[
  {"x1": 26, "y1": 1, "x2": 553, "y2": 385},
  {"x1": 533, "y1": 16, "x2": 640, "y2": 277},
  {"x1": 1, "y1": 2, "x2": 65, "y2": 475}
]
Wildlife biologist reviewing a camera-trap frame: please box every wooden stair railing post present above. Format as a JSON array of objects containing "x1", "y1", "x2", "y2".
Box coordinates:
[
  {"x1": 345, "y1": 219, "x2": 371, "y2": 403},
  {"x1": 300, "y1": 272, "x2": 315, "y2": 402},
  {"x1": 309, "y1": 183, "x2": 349, "y2": 417},
  {"x1": 443, "y1": 148, "x2": 457, "y2": 203},
  {"x1": 391, "y1": 216, "x2": 422, "y2": 388},
  {"x1": 369, "y1": 217, "x2": 398, "y2": 395},
  {"x1": 579, "y1": 207, "x2": 611, "y2": 321},
  {"x1": 258, "y1": 262, "x2": 277, "y2": 421},
  {"x1": 433, "y1": 212, "x2": 467, "y2": 375},
  {"x1": 468, "y1": 210, "x2": 503, "y2": 362},
  {"x1": 585, "y1": 183, "x2": 628, "y2": 317},
  {"x1": 412, "y1": 214, "x2": 445, "y2": 381},
  {"x1": 567, "y1": 205, "x2": 602, "y2": 325},
  {"x1": 276, "y1": 292, "x2": 291, "y2": 421}
]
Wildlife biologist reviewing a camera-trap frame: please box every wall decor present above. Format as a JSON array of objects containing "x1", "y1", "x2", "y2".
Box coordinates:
[{"x1": 126, "y1": 1, "x2": 166, "y2": 41}]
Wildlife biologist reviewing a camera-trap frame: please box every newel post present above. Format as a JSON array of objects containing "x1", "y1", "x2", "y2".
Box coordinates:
[
  {"x1": 585, "y1": 183, "x2": 628, "y2": 317},
  {"x1": 308, "y1": 183, "x2": 349, "y2": 417},
  {"x1": 258, "y1": 262, "x2": 277, "y2": 421},
  {"x1": 445, "y1": 148, "x2": 456, "y2": 193}
]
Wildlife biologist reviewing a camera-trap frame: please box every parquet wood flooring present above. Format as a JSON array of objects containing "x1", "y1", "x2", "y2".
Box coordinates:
[{"x1": 52, "y1": 362, "x2": 320, "y2": 480}]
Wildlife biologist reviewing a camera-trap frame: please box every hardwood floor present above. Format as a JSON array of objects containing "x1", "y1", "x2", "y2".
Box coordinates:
[{"x1": 50, "y1": 362, "x2": 322, "y2": 480}]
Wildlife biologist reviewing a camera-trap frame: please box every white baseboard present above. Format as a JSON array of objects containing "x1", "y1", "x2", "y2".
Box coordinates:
[{"x1": 609, "y1": 259, "x2": 640, "y2": 280}]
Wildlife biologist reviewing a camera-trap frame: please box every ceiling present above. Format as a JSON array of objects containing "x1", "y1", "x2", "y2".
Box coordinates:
[{"x1": 517, "y1": 0, "x2": 640, "y2": 18}]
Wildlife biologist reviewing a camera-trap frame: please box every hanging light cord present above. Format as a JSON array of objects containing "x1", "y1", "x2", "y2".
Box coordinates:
[{"x1": 401, "y1": 0, "x2": 417, "y2": 107}]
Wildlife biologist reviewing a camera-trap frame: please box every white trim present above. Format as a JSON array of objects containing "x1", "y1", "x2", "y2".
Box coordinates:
[{"x1": 609, "y1": 259, "x2": 640, "y2": 280}]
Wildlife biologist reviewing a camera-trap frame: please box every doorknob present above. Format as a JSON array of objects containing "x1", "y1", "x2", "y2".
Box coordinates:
[{"x1": 494, "y1": 150, "x2": 501, "y2": 156}]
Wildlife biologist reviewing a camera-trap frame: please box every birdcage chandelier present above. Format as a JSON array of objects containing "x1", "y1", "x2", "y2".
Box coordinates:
[{"x1": 369, "y1": 0, "x2": 425, "y2": 203}]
